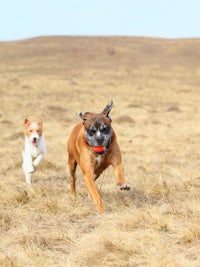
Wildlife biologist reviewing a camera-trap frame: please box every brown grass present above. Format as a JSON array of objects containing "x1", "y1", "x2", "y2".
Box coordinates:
[{"x1": 0, "y1": 36, "x2": 200, "y2": 266}]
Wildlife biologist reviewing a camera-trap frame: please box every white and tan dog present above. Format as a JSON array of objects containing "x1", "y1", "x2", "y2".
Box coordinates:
[{"x1": 22, "y1": 118, "x2": 46, "y2": 184}]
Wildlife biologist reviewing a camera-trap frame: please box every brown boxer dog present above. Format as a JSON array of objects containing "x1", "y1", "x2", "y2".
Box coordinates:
[{"x1": 67, "y1": 101, "x2": 130, "y2": 213}]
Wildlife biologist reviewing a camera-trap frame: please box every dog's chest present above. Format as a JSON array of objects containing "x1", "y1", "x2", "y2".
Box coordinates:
[
  {"x1": 30, "y1": 145, "x2": 40, "y2": 158},
  {"x1": 95, "y1": 155, "x2": 104, "y2": 168}
]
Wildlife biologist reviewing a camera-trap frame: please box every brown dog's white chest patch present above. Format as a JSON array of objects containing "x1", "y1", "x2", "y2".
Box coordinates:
[{"x1": 95, "y1": 155, "x2": 103, "y2": 168}]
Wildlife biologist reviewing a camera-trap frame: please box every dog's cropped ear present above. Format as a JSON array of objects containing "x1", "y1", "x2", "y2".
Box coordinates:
[
  {"x1": 102, "y1": 100, "x2": 114, "y2": 121},
  {"x1": 78, "y1": 112, "x2": 91, "y2": 124},
  {"x1": 24, "y1": 118, "x2": 30, "y2": 127}
]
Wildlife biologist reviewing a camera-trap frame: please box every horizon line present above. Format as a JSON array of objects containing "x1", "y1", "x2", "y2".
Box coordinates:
[{"x1": 1, "y1": 34, "x2": 200, "y2": 42}]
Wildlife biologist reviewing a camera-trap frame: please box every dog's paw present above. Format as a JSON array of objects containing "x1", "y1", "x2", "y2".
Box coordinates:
[
  {"x1": 33, "y1": 160, "x2": 39, "y2": 167},
  {"x1": 118, "y1": 183, "x2": 131, "y2": 190},
  {"x1": 27, "y1": 166, "x2": 35, "y2": 173}
]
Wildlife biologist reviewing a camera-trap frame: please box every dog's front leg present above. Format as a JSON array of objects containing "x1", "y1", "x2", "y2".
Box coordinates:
[
  {"x1": 83, "y1": 172, "x2": 104, "y2": 213},
  {"x1": 112, "y1": 163, "x2": 130, "y2": 190},
  {"x1": 24, "y1": 172, "x2": 32, "y2": 184},
  {"x1": 22, "y1": 152, "x2": 34, "y2": 184},
  {"x1": 22, "y1": 152, "x2": 35, "y2": 173},
  {"x1": 33, "y1": 154, "x2": 44, "y2": 169},
  {"x1": 80, "y1": 160, "x2": 104, "y2": 213}
]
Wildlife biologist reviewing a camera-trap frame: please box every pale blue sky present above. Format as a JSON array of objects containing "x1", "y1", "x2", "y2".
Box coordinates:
[{"x1": 1, "y1": 0, "x2": 200, "y2": 41}]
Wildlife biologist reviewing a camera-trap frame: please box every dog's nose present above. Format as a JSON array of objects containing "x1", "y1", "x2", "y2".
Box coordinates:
[
  {"x1": 33, "y1": 137, "x2": 37, "y2": 141},
  {"x1": 96, "y1": 136, "x2": 104, "y2": 143}
]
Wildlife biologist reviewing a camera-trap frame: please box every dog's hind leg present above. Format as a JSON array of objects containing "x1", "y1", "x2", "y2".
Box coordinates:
[{"x1": 68, "y1": 158, "x2": 77, "y2": 194}]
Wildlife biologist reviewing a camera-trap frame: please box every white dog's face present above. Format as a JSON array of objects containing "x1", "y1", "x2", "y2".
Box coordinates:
[{"x1": 24, "y1": 118, "x2": 43, "y2": 146}]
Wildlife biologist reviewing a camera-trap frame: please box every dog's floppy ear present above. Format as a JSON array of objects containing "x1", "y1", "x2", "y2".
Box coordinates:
[
  {"x1": 102, "y1": 100, "x2": 114, "y2": 121},
  {"x1": 37, "y1": 119, "x2": 43, "y2": 128},
  {"x1": 78, "y1": 112, "x2": 91, "y2": 124},
  {"x1": 24, "y1": 118, "x2": 30, "y2": 127}
]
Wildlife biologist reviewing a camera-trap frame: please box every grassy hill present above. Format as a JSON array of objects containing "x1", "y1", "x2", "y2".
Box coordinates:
[{"x1": 0, "y1": 36, "x2": 200, "y2": 266}]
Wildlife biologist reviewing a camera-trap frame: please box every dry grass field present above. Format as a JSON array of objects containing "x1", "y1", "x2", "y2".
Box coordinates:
[{"x1": 0, "y1": 36, "x2": 200, "y2": 266}]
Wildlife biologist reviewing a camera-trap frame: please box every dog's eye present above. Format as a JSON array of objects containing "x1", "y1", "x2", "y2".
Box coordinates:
[
  {"x1": 102, "y1": 127, "x2": 110, "y2": 134},
  {"x1": 87, "y1": 129, "x2": 96, "y2": 136},
  {"x1": 29, "y1": 130, "x2": 33, "y2": 133}
]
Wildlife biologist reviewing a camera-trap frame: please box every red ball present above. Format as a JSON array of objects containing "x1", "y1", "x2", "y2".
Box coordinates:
[{"x1": 92, "y1": 146, "x2": 105, "y2": 153}]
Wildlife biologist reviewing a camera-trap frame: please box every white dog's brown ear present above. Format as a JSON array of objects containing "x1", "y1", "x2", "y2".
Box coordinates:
[
  {"x1": 37, "y1": 119, "x2": 43, "y2": 128},
  {"x1": 24, "y1": 118, "x2": 30, "y2": 126},
  {"x1": 102, "y1": 100, "x2": 114, "y2": 121},
  {"x1": 78, "y1": 112, "x2": 90, "y2": 124}
]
